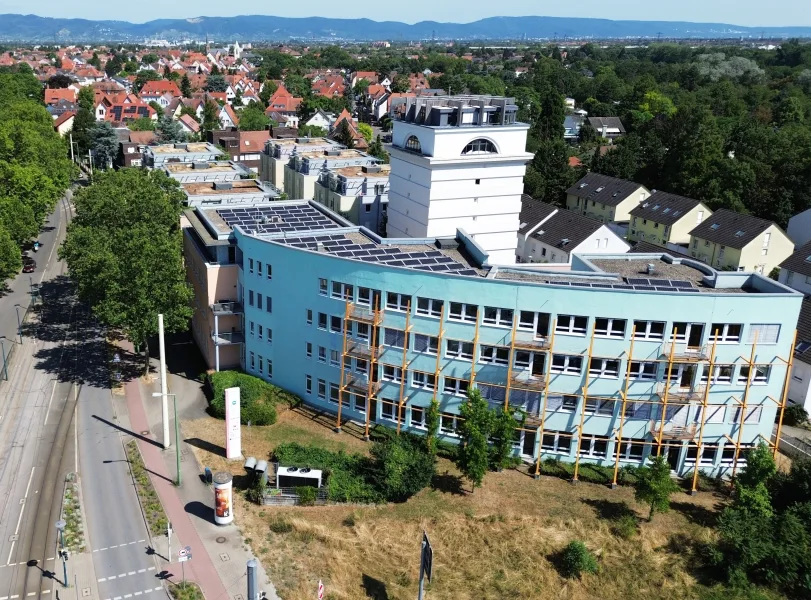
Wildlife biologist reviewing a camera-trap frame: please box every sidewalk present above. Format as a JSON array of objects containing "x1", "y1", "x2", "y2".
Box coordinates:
[{"x1": 119, "y1": 339, "x2": 278, "y2": 600}]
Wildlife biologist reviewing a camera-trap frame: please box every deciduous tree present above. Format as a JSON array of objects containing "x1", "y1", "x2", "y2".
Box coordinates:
[{"x1": 634, "y1": 455, "x2": 680, "y2": 521}]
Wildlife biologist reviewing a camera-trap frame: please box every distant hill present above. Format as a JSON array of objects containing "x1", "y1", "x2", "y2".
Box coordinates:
[{"x1": 0, "y1": 13, "x2": 810, "y2": 42}]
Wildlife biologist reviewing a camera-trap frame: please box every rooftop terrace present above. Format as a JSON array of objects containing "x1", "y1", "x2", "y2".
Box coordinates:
[
  {"x1": 150, "y1": 142, "x2": 218, "y2": 154},
  {"x1": 332, "y1": 164, "x2": 391, "y2": 179},
  {"x1": 164, "y1": 161, "x2": 246, "y2": 174},
  {"x1": 183, "y1": 180, "x2": 266, "y2": 196}
]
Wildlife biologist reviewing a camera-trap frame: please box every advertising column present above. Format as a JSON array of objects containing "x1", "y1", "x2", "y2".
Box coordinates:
[
  {"x1": 225, "y1": 386, "x2": 241, "y2": 459},
  {"x1": 213, "y1": 472, "x2": 234, "y2": 525}
]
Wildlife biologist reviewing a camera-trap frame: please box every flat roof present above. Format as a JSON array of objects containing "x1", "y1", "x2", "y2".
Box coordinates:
[
  {"x1": 165, "y1": 161, "x2": 244, "y2": 174},
  {"x1": 270, "y1": 137, "x2": 333, "y2": 146},
  {"x1": 183, "y1": 180, "x2": 265, "y2": 196},
  {"x1": 150, "y1": 142, "x2": 218, "y2": 154},
  {"x1": 333, "y1": 165, "x2": 391, "y2": 178},
  {"x1": 297, "y1": 149, "x2": 368, "y2": 160}
]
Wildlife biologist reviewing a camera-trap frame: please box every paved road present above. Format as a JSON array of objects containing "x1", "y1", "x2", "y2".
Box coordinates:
[{"x1": 0, "y1": 195, "x2": 81, "y2": 600}]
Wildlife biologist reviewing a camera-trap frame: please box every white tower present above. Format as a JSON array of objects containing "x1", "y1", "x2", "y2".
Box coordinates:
[{"x1": 386, "y1": 96, "x2": 533, "y2": 264}]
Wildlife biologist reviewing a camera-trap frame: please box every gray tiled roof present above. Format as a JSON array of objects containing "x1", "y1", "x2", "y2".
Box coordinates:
[
  {"x1": 689, "y1": 209, "x2": 776, "y2": 250},
  {"x1": 588, "y1": 116, "x2": 626, "y2": 134},
  {"x1": 794, "y1": 297, "x2": 811, "y2": 364},
  {"x1": 518, "y1": 195, "x2": 556, "y2": 234},
  {"x1": 530, "y1": 200, "x2": 605, "y2": 250},
  {"x1": 629, "y1": 191, "x2": 704, "y2": 226},
  {"x1": 565, "y1": 173, "x2": 645, "y2": 207},
  {"x1": 779, "y1": 239, "x2": 811, "y2": 278}
]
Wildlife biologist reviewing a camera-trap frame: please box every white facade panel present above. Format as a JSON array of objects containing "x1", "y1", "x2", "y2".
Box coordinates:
[{"x1": 788, "y1": 359, "x2": 811, "y2": 414}]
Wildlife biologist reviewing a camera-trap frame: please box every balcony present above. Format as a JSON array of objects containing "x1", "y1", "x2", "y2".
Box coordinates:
[
  {"x1": 509, "y1": 374, "x2": 546, "y2": 392},
  {"x1": 212, "y1": 301, "x2": 243, "y2": 316},
  {"x1": 660, "y1": 343, "x2": 709, "y2": 362},
  {"x1": 212, "y1": 331, "x2": 244, "y2": 345},
  {"x1": 346, "y1": 303, "x2": 382, "y2": 325},
  {"x1": 650, "y1": 421, "x2": 697, "y2": 440},
  {"x1": 656, "y1": 383, "x2": 707, "y2": 402},
  {"x1": 512, "y1": 336, "x2": 550, "y2": 352},
  {"x1": 343, "y1": 374, "x2": 381, "y2": 397},
  {"x1": 346, "y1": 340, "x2": 377, "y2": 360}
]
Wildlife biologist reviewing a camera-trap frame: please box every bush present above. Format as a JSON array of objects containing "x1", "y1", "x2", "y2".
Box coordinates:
[
  {"x1": 369, "y1": 435, "x2": 435, "y2": 502},
  {"x1": 559, "y1": 540, "x2": 599, "y2": 579},
  {"x1": 612, "y1": 515, "x2": 639, "y2": 539},
  {"x1": 296, "y1": 486, "x2": 317, "y2": 506},
  {"x1": 269, "y1": 516, "x2": 292, "y2": 534},
  {"x1": 245, "y1": 477, "x2": 266, "y2": 504},
  {"x1": 783, "y1": 404, "x2": 809, "y2": 427},
  {"x1": 207, "y1": 371, "x2": 299, "y2": 425}
]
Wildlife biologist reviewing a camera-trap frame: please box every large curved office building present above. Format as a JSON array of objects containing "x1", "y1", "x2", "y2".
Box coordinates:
[{"x1": 181, "y1": 95, "x2": 802, "y2": 480}]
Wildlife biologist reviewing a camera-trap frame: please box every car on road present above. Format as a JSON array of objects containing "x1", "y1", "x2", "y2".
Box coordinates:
[{"x1": 22, "y1": 258, "x2": 36, "y2": 273}]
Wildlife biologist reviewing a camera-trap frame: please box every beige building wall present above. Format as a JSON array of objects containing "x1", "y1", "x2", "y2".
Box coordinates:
[
  {"x1": 284, "y1": 167, "x2": 318, "y2": 200},
  {"x1": 260, "y1": 154, "x2": 286, "y2": 187},
  {"x1": 565, "y1": 185, "x2": 649, "y2": 224},
  {"x1": 690, "y1": 224, "x2": 793, "y2": 275}
]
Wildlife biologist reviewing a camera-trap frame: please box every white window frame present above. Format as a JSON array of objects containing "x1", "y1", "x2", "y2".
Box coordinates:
[
  {"x1": 411, "y1": 406, "x2": 426, "y2": 429},
  {"x1": 588, "y1": 358, "x2": 620, "y2": 379},
  {"x1": 550, "y1": 354, "x2": 583, "y2": 375},
  {"x1": 584, "y1": 398, "x2": 616, "y2": 416},
  {"x1": 317, "y1": 346, "x2": 327, "y2": 363},
  {"x1": 483, "y1": 306, "x2": 514, "y2": 327},
  {"x1": 416, "y1": 297, "x2": 443, "y2": 318},
  {"x1": 357, "y1": 287, "x2": 376, "y2": 307},
  {"x1": 446, "y1": 339, "x2": 474, "y2": 361},
  {"x1": 479, "y1": 345, "x2": 510, "y2": 365},
  {"x1": 249, "y1": 351, "x2": 255, "y2": 370},
  {"x1": 411, "y1": 371, "x2": 436, "y2": 391},
  {"x1": 331, "y1": 281, "x2": 354, "y2": 301},
  {"x1": 541, "y1": 431, "x2": 572, "y2": 454},
  {"x1": 386, "y1": 292, "x2": 410, "y2": 312},
  {"x1": 578, "y1": 434, "x2": 610, "y2": 458},
  {"x1": 317, "y1": 379, "x2": 326, "y2": 400},
  {"x1": 709, "y1": 323, "x2": 743, "y2": 343},
  {"x1": 448, "y1": 302, "x2": 478, "y2": 323},
  {"x1": 701, "y1": 364, "x2": 733, "y2": 384},
  {"x1": 633, "y1": 320, "x2": 666, "y2": 341},
  {"x1": 306, "y1": 342, "x2": 312, "y2": 358},
  {"x1": 305, "y1": 375, "x2": 312, "y2": 395},
  {"x1": 380, "y1": 400, "x2": 396, "y2": 422},
  {"x1": 384, "y1": 328, "x2": 406, "y2": 349},
  {"x1": 319, "y1": 278, "x2": 328, "y2": 296},
  {"x1": 317, "y1": 312, "x2": 327, "y2": 330},
  {"x1": 330, "y1": 315, "x2": 343, "y2": 334},
  {"x1": 382, "y1": 364, "x2": 403, "y2": 383},
  {"x1": 518, "y1": 311, "x2": 551, "y2": 339},
  {"x1": 443, "y1": 377, "x2": 470, "y2": 397},
  {"x1": 628, "y1": 360, "x2": 658, "y2": 381},
  {"x1": 413, "y1": 333, "x2": 438, "y2": 355},
  {"x1": 330, "y1": 349, "x2": 340, "y2": 368},
  {"x1": 747, "y1": 324, "x2": 780, "y2": 345},
  {"x1": 737, "y1": 364, "x2": 770, "y2": 385},
  {"x1": 440, "y1": 413, "x2": 460, "y2": 435},
  {"x1": 556, "y1": 314, "x2": 588, "y2": 336},
  {"x1": 594, "y1": 317, "x2": 626, "y2": 339},
  {"x1": 614, "y1": 439, "x2": 646, "y2": 462}
]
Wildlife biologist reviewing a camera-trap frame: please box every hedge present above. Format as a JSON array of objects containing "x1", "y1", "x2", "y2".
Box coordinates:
[{"x1": 207, "y1": 370, "x2": 299, "y2": 426}]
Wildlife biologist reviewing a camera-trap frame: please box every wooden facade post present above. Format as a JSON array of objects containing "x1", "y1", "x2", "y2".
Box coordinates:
[
  {"x1": 534, "y1": 320, "x2": 556, "y2": 479},
  {"x1": 656, "y1": 329, "x2": 678, "y2": 456},
  {"x1": 572, "y1": 325, "x2": 596, "y2": 483},
  {"x1": 690, "y1": 336, "x2": 718, "y2": 494},
  {"x1": 732, "y1": 332, "x2": 758, "y2": 478},
  {"x1": 363, "y1": 295, "x2": 381, "y2": 440},
  {"x1": 396, "y1": 300, "x2": 412, "y2": 434},
  {"x1": 611, "y1": 326, "x2": 636, "y2": 488},
  {"x1": 336, "y1": 301, "x2": 351, "y2": 432}
]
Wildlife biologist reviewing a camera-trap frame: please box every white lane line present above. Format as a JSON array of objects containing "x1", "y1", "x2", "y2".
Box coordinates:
[
  {"x1": 1, "y1": 596, "x2": 7, "y2": 599},
  {"x1": 98, "y1": 578, "x2": 106, "y2": 583},
  {"x1": 137, "y1": 568, "x2": 146, "y2": 573},
  {"x1": 128, "y1": 571, "x2": 135, "y2": 575},
  {"x1": 6, "y1": 466, "x2": 37, "y2": 564},
  {"x1": 134, "y1": 593, "x2": 142, "y2": 596},
  {"x1": 124, "y1": 595, "x2": 132, "y2": 598},
  {"x1": 114, "y1": 596, "x2": 122, "y2": 600},
  {"x1": 110, "y1": 545, "x2": 118, "y2": 549},
  {"x1": 26, "y1": 593, "x2": 35, "y2": 597},
  {"x1": 43, "y1": 379, "x2": 58, "y2": 426}
]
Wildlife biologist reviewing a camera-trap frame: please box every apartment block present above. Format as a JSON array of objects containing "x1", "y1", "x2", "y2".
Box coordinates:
[{"x1": 313, "y1": 163, "x2": 390, "y2": 234}]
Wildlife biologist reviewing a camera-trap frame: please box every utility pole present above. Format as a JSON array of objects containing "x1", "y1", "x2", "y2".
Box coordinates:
[
  {"x1": 158, "y1": 314, "x2": 171, "y2": 449},
  {"x1": 247, "y1": 559, "x2": 257, "y2": 600},
  {"x1": 0, "y1": 337, "x2": 7, "y2": 381},
  {"x1": 69, "y1": 132, "x2": 75, "y2": 163},
  {"x1": 87, "y1": 150, "x2": 93, "y2": 176}
]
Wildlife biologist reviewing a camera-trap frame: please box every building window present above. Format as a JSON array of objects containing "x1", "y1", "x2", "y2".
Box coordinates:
[
  {"x1": 307, "y1": 309, "x2": 313, "y2": 325},
  {"x1": 249, "y1": 321, "x2": 255, "y2": 337},
  {"x1": 317, "y1": 346, "x2": 327, "y2": 363},
  {"x1": 265, "y1": 296, "x2": 272, "y2": 313},
  {"x1": 257, "y1": 324, "x2": 263, "y2": 340},
  {"x1": 317, "y1": 312, "x2": 327, "y2": 330},
  {"x1": 747, "y1": 324, "x2": 780, "y2": 345},
  {"x1": 585, "y1": 398, "x2": 616, "y2": 416},
  {"x1": 440, "y1": 413, "x2": 460, "y2": 435},
  {"x1": 257, "y1": 261, "x2": 262, "y2": 277},
  {"x1": 732, "y1": 407, "x2": 763, "y2": 424},
  {"x1": 480, "y1": 345, "x2": 509, "y2": 365},
  {"x1": 354, "y1": 358, "x2": 369, "y2": 375},
  {"x1": 306, "y1": 342, "x2": 312, "y2": 358},
  {"x1": 578, "y1": 435, "x2": 609, "y2": 458},
  {"x1": 614, "y1": 439, "x2": 646, "y2": 461},
  {"x1": 556, "y1": 315, "x2": 588, "y2": 336},
  {"x1": 701, "y1": 364, "x2": 734, "y2": 384},
  {"x1": 413, "y1": 333, "x2": 438, "y2": 355},
  {"x1": 405, "y1": 135, "x2": 422, "y2": 153},
  {"x1": 354, "y1": 323, "x2": 370, "y2": 342},
  {"x1": 518, "y1": 311, "x2": 551, "y2": 339},
  {"x1": 443, "y1": 377, "x2": 470, "y2": 397},
  {"x1": 332, "y1": 281, "x2": 354, "y2": 301},
  {"x1": 329, "y1": 383, "x2": 342, "y2": 405},
  {"x1": 267, "y1": 264, "x2": 272, "y2": 280},
  {"x1": 382, "y1": 364, "x2": 403, "y2": 383},
  {"x1": 546, "y1": 395, "x2": 579, "y2": 412},
  {"x1": 267, "y1": 329, "x2": 272, "y2": 344},
  {"x1": 357, "y1": 287, "x2": 378, "y2": 307},
  {"x1": 738, "y1": 365, "x2": 771, "y2": 384},
  {"x1": 588, "y1": 358, "x2": 620, "y2": 379},
  {"x1": 483, "y1": 306, "x2": 514, "y2": 327},
  {"x1": 330, "y1": 315, "x2": 343, "y2": 334},
  {"x1": 381, "y1": 400, "x2": 396, "y2": 422},
  {"x1": 446, "y1": 339, "x2": 474, "y2": 361},
  {"x1": 248, "y1": 290, "x2": 254, "y2": 307},
  {"x1": 353, "y1": 393, "x2": 366, "y2": 413},
  {"x1": 319, "y1": 278, "x2": 328, "y2": 295},
  {"x1": 267, "y1": 359, "x2": 273, "y2": 379},
  {"x1": 384, "y1": 328, "x2": 406, "y2": 349},
  {"x1": 710, "y1": 323, "x2": 743, "y2": 343},
  {"x1": 257, "y1": 293, "x2": 263, "y2": 310},
  {"x1": 551, "y1": 354, "x2": 583, "y2": 375},
  {"x1": 411, "y1": 406, "x2": 426, "y2": 428},
  {"x1": 306, "y1": 375, "x2": 312, "y2": 395},
  {"x1": 330, "y1": 350, "x2": 340, "y2": 368},
  {"x1": 542, "y1": 432, "x2": 572, "y2": 454},
  {"x1": 416, "y1": 297, "x2": 443, "y2": 318},
  {"x1": 594, "y1": 317, "x2": 626, "y2": 339},
  {"x1": 258, "y1": 354, "x2": 263, "y2": 374},
  {"x1": 449, "y1": 302, "x2": 478, "y2": 323},
  {"x1": 628, "y1": 361, "x2": 657, "y2": 381},
  {"x1": 462, "y1": 138, "x2": 497, "y2": 155},
  {"x1": 386, "y1": 292, "x2": 410, "y2": 312},
  {"x1": 633, "y1": 320, "x2": 666, "y2": 341},
  {"x1": 249, "y1": 351, "x2": 255, "y2": 370},
  {"x1": 412, "y1": 371, "x2": 436, "y2": 391},
  {"x1": 248, "y1": 258, "x2": 254, "y2": 274}
]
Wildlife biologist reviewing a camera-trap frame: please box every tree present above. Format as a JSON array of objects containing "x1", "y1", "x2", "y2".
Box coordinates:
[
  {"x1": 141, "y1": 53, "x2": 158, "y2": 65},
  {"x1": 233, "y1": 88, "x2": 243, "y2": 106},
  {"x1": 59, "y1": 169, "x2": 193, "y2": 374},
  {"x1": 368, "y1": 135, "x2": 388, "y2": 163},
  {"x1": 180, "y1": 73, "x2": 192, "y2": 98},
  {"x1": 425, "y1": 398, "x2": 440, "y2": 456},
  {"x1": 104, "y1": 54, "x2": 123, "y2": 77},
  {"x1": 283, "y1": 73, "x2": 310, "y2": 98},
  {"x1": 456, "y1": 388, "x2": 493, "y2": 492},
  {"x1": 46, "y1": 74, "x2": 73, "y2": 89},
  {"x1": 0, "y1": 195, "x2": 37, "y2": 246},
  {"x1": 489, "y1": 408, "x2": 518, "y2": 471},
  {"x1": 155, "y1": 115, "x2": 186, "y2": 143},
  {"x1": 390, "y1": 74, "x2": 410, "y2": 93},
  {"x1": 88, "y1": 121, "x2": 119, "y2": 170},
  {"x1": 357, "y1": 122, "x2": 373, "y2": 143},
  {"x1": 238, "y1": 104, "x2": 269, "y2": 131},
  {"x1": 298, "y1": 124, "x2": 327, "y2": 138},
  {"x1": 737, "y1": 443, "x2": 776, "y2": 490},
  {"x1": 524, "y1": 138, "x2": 577, "y2": 205},
  {"x1": 379, "y1": 113, "x2": 393, "y2": 132},
  {"x1": 369, "y1": 436, "x2": 435, "y2": 502},
  {"x1": 559, "y1": 541, "x2": 599, "y2": 579},
  {"x1": 0, "y1": 224, "x2": 22, "y2": 282},
  {"x1": 128, "y1": 117, "x2": 155, "y2": 131},
  {"x1": 335, "y1": 120, "x2": 355, "y2": 149},
  {"x1": 88, "y1": 52, "x2": 101, "y2": 70},
  {"x1": 148, "y1": 101, "x2": 164, "y2": 116},
  {"x1": 258, "y1": 81, "x2": 278, "y2": 107},
  {"x1": 77, "y1": 85, "x2": 95, "y2": 111},
  {"x1": 71, "y1": 108, "x2": 96, "y2": 155},
  {"x1": 634, "y1": 455, "x2": 680, "y2": 521},
  {"x1": 202, "y1": 101, "x2": 220, "y2": 133},
  {"x1": 205, "y1": 74, "x2": 228, "y2": 93}
]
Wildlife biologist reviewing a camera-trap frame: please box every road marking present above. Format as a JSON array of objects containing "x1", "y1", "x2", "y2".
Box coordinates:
[
  {"x1": 128, "y1": 571, "x2": 135, "y2": 575},
  {"x1": 114, "y1": 596, "x2": 121, "y2": 600},
  {"x1": 124, "y1": 595, "x2": 132, "y2": 598},
  {"x1": 98, "y1": 578, "x2": 106, "y2": 583},
  {"x1": 104, "y1": 589, "x2": 163, "y2": 600},
  {"x1": 43, "y1": 378, "x2": 58, "y2": 426},
  {"x1": 134, "y1": 593, "x2": 142, "y2": 596},
  {"x1": 26, "y1": 593, "x2": 35, "y2": 597},
  {"x1": 137, "y1": 568, "x2": 146, "y2": 573}
]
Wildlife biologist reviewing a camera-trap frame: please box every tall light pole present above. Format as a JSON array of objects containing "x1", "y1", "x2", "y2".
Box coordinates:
[
  {"x1": 55, "y1": 519, "x2": 68, "y2": 588},
  {"x1": 158, "y1": 314, "x2": 170, "y2": 449},
  {"x1": 14, "y1": 304, "x2": 23, "y2": 344},
  {"x1": 152, "y1": 392, "x2": 181, "y2": 486},
  {"x1": 0, "y1": 337, "x2": 7, "y2": 381}
]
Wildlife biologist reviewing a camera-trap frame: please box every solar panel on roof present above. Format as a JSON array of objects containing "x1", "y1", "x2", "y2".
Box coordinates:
[
  {"x1": 435, "y1": 256, "x2": 454, "y2": 264},
  {"x1": 425, "y1": 251, "x2": 442, "y2": 257},
  {"x1": 591, "y1": 283, "x2": 613, "y2": 289},
  {"x1": 649, "y1": 279, "x2": 671, "y2": 286},
  {"x1": 570, "y1": 282, "x2": 592, "y2": 288},
  {"x1": 552, "y1": 281, "x2": 571, "y2": 286},
  {"x1": 677, "y1": 288, "x2": 700, "y2": 293},
  {"x1": 670, "y1": 280, "x2": 695, "y2": 288},
  {"x1": 387, "y1": 261, "x2": 406, "y2": 267},
  {"x1": 457, "y1": 269, "x2": 479, "y2": 277},
  {"x1": 391, "y1": 253, "x2": 409, "y2": 260},
  {"x1": 612, "y1": 284, "x2": 634, "y2": 290},
  {"x1": 655, "y1": 286, "x2": 676, "y2": 291},
  {"x1": 634, "y1": 285, "x2": 657, "y2": 291},
  {"x1": 627, "y1": 278, "x2": 649, "y2": 285},
  {"x1": 405, "y1": 259, "x2": 421, "y2": 266}
]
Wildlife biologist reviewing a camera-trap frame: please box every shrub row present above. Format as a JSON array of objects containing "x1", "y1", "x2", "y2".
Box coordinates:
[
  {"x1": 207, "y1": 370, "x2": 299, "y2": 425},
  {"x1": 540, "y1": 457, "x2": 639, "y2": 486}
]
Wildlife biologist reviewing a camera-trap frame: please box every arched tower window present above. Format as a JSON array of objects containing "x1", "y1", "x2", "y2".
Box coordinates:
[
  {"x1": 462, "y1": 138, "x2": 497, "y2": 155},
  {"x1": 405, "y1": 135, "x2": 422, "y2": 154}
]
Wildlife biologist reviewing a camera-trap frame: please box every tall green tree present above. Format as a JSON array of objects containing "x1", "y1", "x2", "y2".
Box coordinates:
[
  {"x1": 457, "y1": 388, "x2": 493, "y2": 492},
  {"x1": 335, "y1": 120, "x2": 355, "y2": 149},
  {"x1": 202, "y1": 101, "x2": 220, "y2": 134},
  {"x1": 205, "y1": 74, "x2": 228, "y2": 93},
  {"x1": 155, "y1": 115, "x2": 186, "y2": 143},
  {"x1": 238, "y1": 104, "x2": 270, "y2": 131},
  {"x1": 0, "y1": 225, "x2": 22, "y2": 281},
  {"x1": 88, "y1": 121, "x2": 119, "y2": 170},
  {"x1": 180, "y1": 73, "x2": 192, "y2": 98},
  {"x1": 524, "y1": 138, "x2": 577, "y2": 205},
  {"x1": 59, "y1": 170, "x2": 193, "y2": 373},
  {"x1": 634, "y1": 455, "x2": 680, "y2": 521}
]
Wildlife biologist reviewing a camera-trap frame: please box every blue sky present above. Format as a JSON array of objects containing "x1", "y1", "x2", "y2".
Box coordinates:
[{"x1": 0, "y1": 1, "x2": 808, "y2": 27}]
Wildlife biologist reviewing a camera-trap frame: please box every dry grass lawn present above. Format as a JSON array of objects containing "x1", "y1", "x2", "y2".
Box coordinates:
[{"x1": 183, "y1": 406, "x2": 733, "y2": 600}]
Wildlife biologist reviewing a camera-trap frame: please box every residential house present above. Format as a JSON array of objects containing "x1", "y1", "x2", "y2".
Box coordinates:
[
  {"x1": 564, "y1": 97, "x2": 576, "y2": 110},
  {"x1": 178, "y1": 114, "x2": 201, "y2": 136},
  {"x1": 786, "y1": 208, "x2": 811, "y2": 248},
  {"x1": 628, "y1": 191, "x2": 711, "y2": 251},
  {"x1": 351, "y1": 71, "x2": 379, "y2": 87},
  {"x1": 564, "y1": 116, "x2": 626, "y2": 142},
  {"x1": 304, "y1": 109, "x2": 334, "y2": 130},
  {"x1": 263, "y1": 85, "x2": 302, "y2": 126},
  {"x1": 688, "y1": 209, "x2": 794, "y2": 274},
  {"x1": 328, "y1": 109, "x2": 368, "y2": 150},
  {"x1": 218, "y1": 104, "x2": 239, "y2": 129},
  {"x1": 139, "y1": 80, "x2": 182, "y2": 106},
  {"x1": 516, "y1": 196, "x2": 630, "y2": 265},
  {"x1": 787, "y1": 298, "x2": 811, "y2": 413},
  {"x1": 313, "y1": 163, "x2": 390, "y2": 234},
  {"x1": 207, "y1": 129, "x2": 270, "y2": 171},
  {"x1": 105, "y1": 102, "x2": 157, "y2": 125},
  {"x1": 779, "y1": 240, "x2": 811, "y2": 295},
  {"x1": 44, "y1": 87, "x2": 77, "y2": 105},
  {"x1": 565, "y1": 173, "x2": 651, "y2": 236},
  {"x1": 117, "y1": 130, "x2": 156, "y2": 168},
  {"x1": 52, "y1": 111, "x2": 75, "y2": 136},
  {"x1": 514, "y1": 66, "x2": 529, "y2": 78},
  {"x1": 47, "y1": 99, "x2": 78, "y2": 119}
]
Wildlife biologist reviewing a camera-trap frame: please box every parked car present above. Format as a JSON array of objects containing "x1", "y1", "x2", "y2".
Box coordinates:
[{"x1": 22, "y1": 258, "x2": 36, "y2": 273}]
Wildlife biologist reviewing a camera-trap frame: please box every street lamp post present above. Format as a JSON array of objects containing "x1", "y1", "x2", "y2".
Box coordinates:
[
  {"x1": 14, "y1": 305, "x2": 23, "y2": 344},
  {"x1": 0, "y1": 337, "x2": 7, "y2": 381},
  {"x1": 55, "y1": 519, "x2": 68, "y2": 588},
  {"x1": 152, "y1": 392, "x2": 181, "y2": 486}
]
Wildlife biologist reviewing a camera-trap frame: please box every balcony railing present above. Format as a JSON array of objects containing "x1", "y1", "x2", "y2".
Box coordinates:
[
  {"x1": 512, "y1": 336, "x2": 551, "y2": 352},
  {"x1": 660, "y1": 343, "x2": 709, "y2": 361},
  {"x1": 212, "y1": 331, "x2": 244, "y2": 345},
  {"x1": 509, "y1": 374, "x2": 546, "y2": 392},
  {"x1": 343, "y1": 374, "x2": 380, "y2": 397},
  {"x1": 650, "y1": 421, "x2": 697, "y2": 440},
  {"x1": 211, "y1": 301, "x2": 243, "y2": 315},
  {"x1": 346, "y1": 302, "x2": 382, "y2": 325},
  {"x1": 656, "y1": 383, "x2": 707, "y2": 401},
  {"x1": 346, "y1": 340, "x2": 377, "y2": 360}
]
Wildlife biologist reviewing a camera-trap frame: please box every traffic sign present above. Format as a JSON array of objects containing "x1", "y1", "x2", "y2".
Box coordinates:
[
  {"x1": 178, "y1": 545, "x2": 192, "y2": 562},
  {"x1": 317, "y1": 580, "x2": 324, "y2": 600},
  {"x1": 421, "y1": 531, "x2": 433, "y2": 583}
]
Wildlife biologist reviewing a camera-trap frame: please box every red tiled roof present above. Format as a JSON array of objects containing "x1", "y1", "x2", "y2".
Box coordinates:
[
  {"x1": 44, "y1": 88, "x2": 77, "y2": 105},
  {"x1": 178, "y1": 114, "x2": 200, "y2": 133},
  {"x1": 53, "y1": 111, "x2": 75, "y2": 129},
  {"x1": 568, "y1": 156, "x2": 583, "y2": 168},
  {"x1": 128, "y1": 131, "x2": 156, "y2": 145},
  {"x1": 140, "y1": 80, "x2": 182, "y2": 97},
  {"x1": 239, "y1": 130, "x2": 270, "y2": 149},
  {"x1": 104, "y1": 102, "x2": 155, "y2": 123}
]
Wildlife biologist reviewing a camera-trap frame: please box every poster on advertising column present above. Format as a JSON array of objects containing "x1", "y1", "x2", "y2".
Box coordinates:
[{"x1": 225, "y1": 387, "x2": 241, "y2": 459}]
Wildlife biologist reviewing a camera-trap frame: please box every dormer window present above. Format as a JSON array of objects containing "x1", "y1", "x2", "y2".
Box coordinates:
[
  {"x1": 710, "y1": 223, "x2": 720, "y2": 230},
  {"x1": 735, "y1": 230, "x2": 745, "y2": 237}
]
